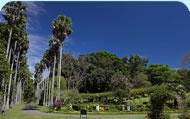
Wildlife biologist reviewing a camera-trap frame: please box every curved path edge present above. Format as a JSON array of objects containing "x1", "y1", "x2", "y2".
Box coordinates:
[
  {"x1": 23, "y1": 110, "x2": 147, "y2": 117},
  {"x1": 22, "y1": 104, "x2": 180, "y2": 118}
]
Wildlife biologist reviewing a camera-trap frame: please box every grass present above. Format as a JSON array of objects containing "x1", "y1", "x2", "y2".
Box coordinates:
[
  {"x1": 129, "y1": 97, "x2": 150, "y2": 105},
  {"x1": 0, "y1": 104, "x2": 178, "y2": 119},
  {"x1": 0, "y1": 104, "x2": 145, "y2": 119}
]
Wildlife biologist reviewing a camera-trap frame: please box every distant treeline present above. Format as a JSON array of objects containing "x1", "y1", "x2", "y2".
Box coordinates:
[{"x1": 52, "y1": 51, "x2": 190, "y2": 93}]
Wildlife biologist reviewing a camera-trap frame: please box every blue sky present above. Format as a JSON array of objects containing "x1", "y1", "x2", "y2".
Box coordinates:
[{"x1": 1, "y1": 1, "x2": 190, "y2": 75}]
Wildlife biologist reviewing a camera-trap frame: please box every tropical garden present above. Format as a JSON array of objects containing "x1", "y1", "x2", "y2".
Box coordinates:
[{"x1": 0, "y1": 1, "x2": 190, "y2": 119}]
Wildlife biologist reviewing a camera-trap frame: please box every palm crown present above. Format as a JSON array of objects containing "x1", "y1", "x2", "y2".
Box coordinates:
[{"x1": 52, "y1": 15, "x2": 72, "y2": 43}]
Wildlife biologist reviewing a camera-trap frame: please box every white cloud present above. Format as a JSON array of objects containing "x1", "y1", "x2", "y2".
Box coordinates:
[
  {"x1": 24, "y1": 2, "x2": 46, "y2": 31},
  {"x1": 27, "y1": 34, "x2": 49, "y2": 76},
  {"x1": 24, "y1": 2, "x2": 46, "y2": 16},
  {"x1": 27, "y1": 34, "x2": 77, "y2": 79}
]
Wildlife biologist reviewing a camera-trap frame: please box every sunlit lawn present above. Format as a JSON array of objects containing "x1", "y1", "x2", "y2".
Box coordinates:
[{"x1": 0, "y1": 104, "x2": 178, "y2": 119}]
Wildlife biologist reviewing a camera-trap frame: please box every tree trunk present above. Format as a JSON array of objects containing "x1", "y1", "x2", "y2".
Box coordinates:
[
  {"x1": 15, "y1": 77, "x2": 20, "y2": 104},
  {"x1": 21, "y1": 81, "x2": 25, "y2": 104},
  {"x1": 6, "y1": 41, "x2": 17, "y2": 110},
  {"x1": 3, "y1": 84, "x2": 7, "y2": 111},
  {"x1": 57, "y1": 44, "x2": 63, "y2": 100},
  {"x1": 6, "y1": 26, "x2": 13, "y2": 58},
  {"x1": 11, "y1": 51, "x2": 20, "y2": 106},
  {"x1": 19, "y1": 80, "x2": 22, "y2": 104},
  {"x1": 35, "y1": 82, "x2": 40, "y2": 104},
  {"x1": 8, "y1": 48, "x2": 11, "y2": 63},
  {"x1": 16, "y1": 79, "x2": 22, "y2": 104},
  {"x1": 46, "y1": 77, "x2": 48, "y2": 107},
  {"x1": 51, "y1": 55, "x2": 56, "y2": 106},
  {"x1": 48, "y1": 78, "x2": 51, "y2": 107},
  {"x1": 43, "y1": 80, "x2": 46, "y2": 106}
]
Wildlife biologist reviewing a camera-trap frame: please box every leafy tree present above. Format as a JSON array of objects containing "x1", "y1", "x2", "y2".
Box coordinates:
[
  {"x1": 61, "y1": 53, "x2": 77, "y2": 89},
  {"x1": 24, "y1": 79, "x2": 35, "y2": 102},
  {"x1": 134, "y1": 72, "x2": 152, "y2": 88},
  {"x1": 61, "y1": 89, "x2": 80, "y2": 104},
  {"x1": 182, "y1": 52, "x2": 190, "y2": 69},
  {"x1": 123, "y1": 54, "x2": 149, "y2": 85},
  {"x1": 147, "y1": 64, "x2": 179, "y2": 85},
  {"x1": 110, "y1": 71, "x2": 131, "y2": 90},
  {"x1": 54, "y1": 76, "x2": 67, "y2": 91},
  {"x1": 78, "y1": 51, "x2": 127, "y2": 93},
  {"x1": 177, "y1": 69, "x2": 190, "y2": 92}
]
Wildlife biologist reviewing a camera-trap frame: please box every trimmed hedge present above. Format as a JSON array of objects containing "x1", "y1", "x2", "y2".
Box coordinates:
[
  {"x1": 71, "y1": 104, "x2": 124, "y2": 112},
  {"x1": 79, "y1": 86, "x2": 162, "y2": 103}
]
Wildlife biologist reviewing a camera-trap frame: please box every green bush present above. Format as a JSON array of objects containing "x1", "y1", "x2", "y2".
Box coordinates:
[
  {"x1": 148, "y1": 86, "x2": 171, "y2": 119},
  {"x1": 61, "y1": 104, "x2": 73, "y2": 111},
  {"x1": 130, "y1": 103, "x2": 138, "y2": 111},
  {"x1": 72, "y1": 104, "x2": 86, "y2": 111},
  {"x1": 72, "y1": 104, "x2": 96, "y2": 111},
  {"x1": 162, "y1": 113, "x2": 171, "y2": 119},
  {"x1": 107, "y1": 105, "x2": 118, "y2": 112}
]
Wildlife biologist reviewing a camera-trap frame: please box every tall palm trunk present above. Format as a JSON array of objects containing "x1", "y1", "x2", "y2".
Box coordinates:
[
  {"x1": 48, "y1": 78, "x2": 51, "y2": 107},
  {"x1": 19, "y1": 80, "x2": 22, "y2": 104},
  {"x1": 51, "y1": 55, "x2": 56, "y2": 106},
  {"x1": 45, "y1": 77, "x2": 48, "y2": 107},
  {"x1": 11, "y1": 51, "x2": 20, "y2": 106},
  {"x1": 6, "y1": 41, "x2": 17, "y2": 110},
  {"x1": 3, "y1": 84, "x2": 7, "y2": 111},
  {"x1": 8, "y1": 49, "x2": 11, "y2": 63},
  {"x1": 15, "y1": 77, "x2": 20, "y2": 104},
  {"x1": 6, "y1": 26, "x2": 13, "y2": 58},
  {"x1": 57, "y1": 44, "x2": 63, "y2": 100},
  {"x1": 43, "y1": 80, "x2": 46, "y2": 106},
  {"x1": 35, "y1": 82, "x2": 40, "y2": 104},
  {"x1": 2, "y1": 49, "x2": 11, "y2": 109}
]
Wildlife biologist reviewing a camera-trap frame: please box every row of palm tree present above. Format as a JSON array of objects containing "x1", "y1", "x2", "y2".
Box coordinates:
[
  {"x1": 34, "y1": 15, "x2": 73, "y2": 107},
  {"x1": 1, "y1": 1, "x2": 30, "y2": 110}
]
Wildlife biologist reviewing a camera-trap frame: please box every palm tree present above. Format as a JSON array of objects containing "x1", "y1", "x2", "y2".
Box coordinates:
[
  {"x1": 52, "y1": 15, "x2": 73, "y2": 100},
  {"x1": 11, "y1": 18, "x2": 28, "y2": 107},
  {"x1": 3, "y1": 1, "x2": 27, "y2": 58},
  {"x1": 49, "y1": 36, "x2": 59, "y2": 106},
  {"x1": 6, "y1": 40, "x2": 17, "y2": 110},
  {"x1": 3, "y1": 1, "x2": 27, "y2": 110},
  {"x1": 34, "y1": 63, "x2": 41, "y2": 104}
]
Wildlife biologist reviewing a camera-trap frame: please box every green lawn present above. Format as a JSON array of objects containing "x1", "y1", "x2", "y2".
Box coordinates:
[{"x1": 0, "y1": 104, "x2": 178, "y2": 119}]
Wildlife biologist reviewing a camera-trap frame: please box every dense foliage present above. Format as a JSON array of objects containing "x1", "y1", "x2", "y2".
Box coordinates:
[
  {"x1": 61, "y1": 52, "x2": 151, "y2": 93},
  {"x1": 0, "y1": 1, "x2": 32, "y2": 109}
]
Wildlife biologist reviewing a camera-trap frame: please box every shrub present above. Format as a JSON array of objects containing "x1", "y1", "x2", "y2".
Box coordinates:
[
  {"x1": 99, "y1": 106, "x2": 104, "y2": 112},
  {"x1": 162, "y1": 113, "x2": 171, "y2": 119},
  {"x1": 108, "y1": 105, "x2": 118, "y2": 112},
  {"x1": 148, "y1": 86, "x2": 171, "y2": 119},
  {"x1": 54, "y1": 99, "x2": 63, "y2": 111},
  {"x1": 72, "y1": 104, "x2": 96, "y2": 111},
  {"x1": 113, "y1": 89, "x2": 130, "y2": 104},
  {"x1": 61, "y1": 104, "x2": 73, "y2": 111}
]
